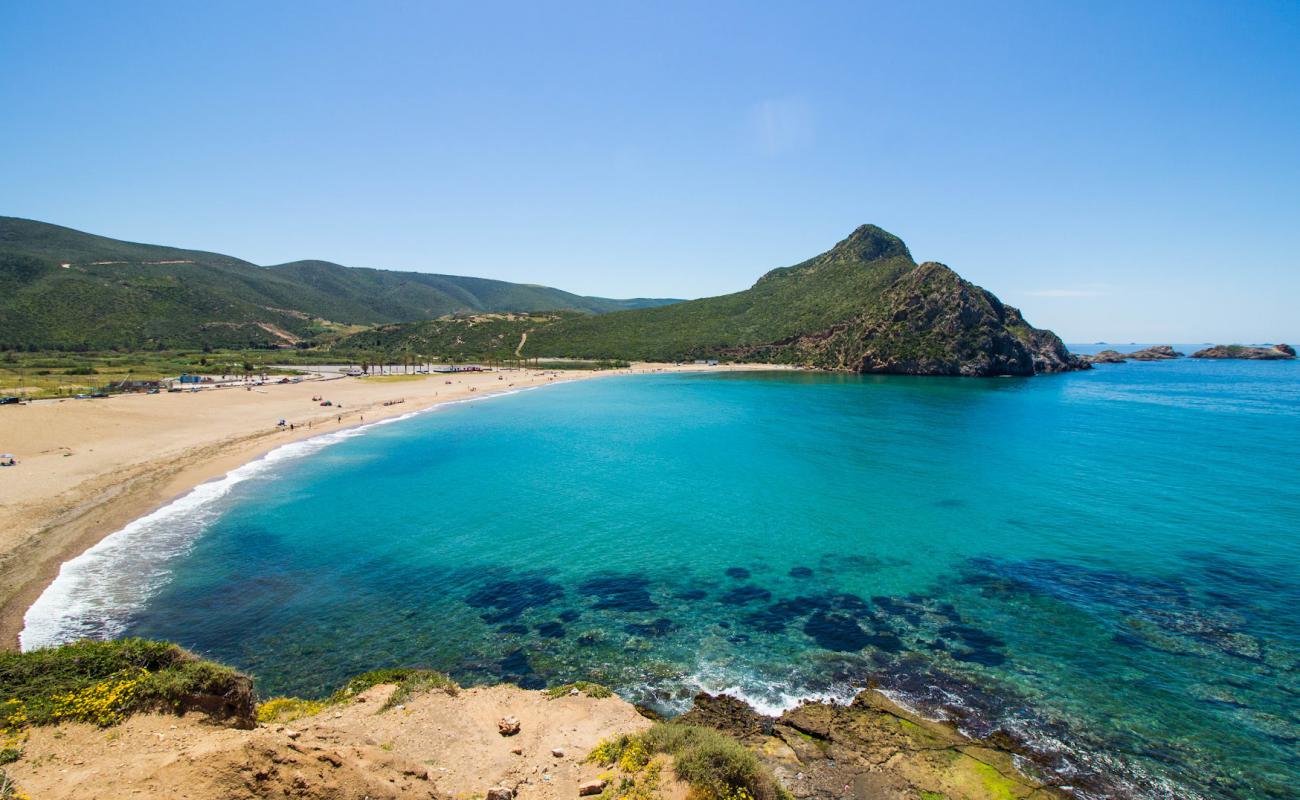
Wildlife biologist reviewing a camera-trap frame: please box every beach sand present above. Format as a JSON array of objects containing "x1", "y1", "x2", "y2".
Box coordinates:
[{"x1": 0, "y1": 362, "x2": 784, "y2": 648}]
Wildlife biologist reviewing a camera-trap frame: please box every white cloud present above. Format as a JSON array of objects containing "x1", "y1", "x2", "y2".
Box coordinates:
[{"x1": 749, "y1": 97, "x2": 813, "y2": 156}]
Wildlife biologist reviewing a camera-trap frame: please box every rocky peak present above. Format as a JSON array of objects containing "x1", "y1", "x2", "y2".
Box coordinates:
[{"x1": 828, "y1": 224, "x2": 913, "y2": 265}]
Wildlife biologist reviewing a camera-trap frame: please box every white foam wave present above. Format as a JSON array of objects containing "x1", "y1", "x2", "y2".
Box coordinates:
[
  {"x1": 674, "y1": 664, "x2": 863, "y2": 716},
  {"x1": 19, "y1": 384, "x2": 543, "y2": 652}
]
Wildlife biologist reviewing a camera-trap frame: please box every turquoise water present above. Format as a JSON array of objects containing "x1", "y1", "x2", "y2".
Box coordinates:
[{"x1": 28, "y1": 357, "x2": 1300, "y2": 799}]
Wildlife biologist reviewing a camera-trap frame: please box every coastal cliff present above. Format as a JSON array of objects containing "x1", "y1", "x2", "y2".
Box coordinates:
[
  {"x1": 1, "y1": 639, "x2": 1062, "y2": 800},
  {"x1": 785, "y1": 261, "x2": 1085, "y2": 376}
]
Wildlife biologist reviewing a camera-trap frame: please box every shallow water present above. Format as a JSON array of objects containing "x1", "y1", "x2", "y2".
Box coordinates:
[{"x1": 26, "y1": 358, "x2": 1300, "y2": 799}]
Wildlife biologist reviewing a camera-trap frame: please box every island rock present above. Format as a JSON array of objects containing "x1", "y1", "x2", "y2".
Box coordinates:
[{"x1": 1191, "y1": 344, "x2": 1296, "y2": 360}]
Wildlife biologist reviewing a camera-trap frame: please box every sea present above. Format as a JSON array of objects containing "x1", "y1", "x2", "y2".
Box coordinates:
[{"x1": 22, "y1": 346, "x2": 1300, "y2": 799}]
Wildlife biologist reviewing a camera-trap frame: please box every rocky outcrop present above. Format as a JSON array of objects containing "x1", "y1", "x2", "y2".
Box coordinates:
[
  {"x1": 1085, "y1": 349, "x2": 1129, "y2": 363},
  {"x1": 791, "y1": 262, "x2": 1090, "y2": 377},
  {"x1": 680, "y1": 691, "x2": 1066, "y2": 799},
  {"x1": 1084, "y1": 345, "x2": 1184, "y2": 364},
  {"x1": 1128, "y1": 345, "x2": 1183, "y2": 360},
  {"x1": 1191, "y1": 344, "x2": 1296, "y2": 360}
]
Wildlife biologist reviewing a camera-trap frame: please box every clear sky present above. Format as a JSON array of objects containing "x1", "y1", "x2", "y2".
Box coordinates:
[{"x1": 2, "y1": 1, "x2": 1297, "y2": 343}]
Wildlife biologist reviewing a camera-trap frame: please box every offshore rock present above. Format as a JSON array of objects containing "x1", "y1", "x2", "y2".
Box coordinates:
[{"x1": 1192, "y1": 343, "x2": 1296, "y2": 359}]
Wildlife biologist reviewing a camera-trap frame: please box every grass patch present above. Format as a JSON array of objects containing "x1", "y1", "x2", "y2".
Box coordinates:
[
  {"x1": 543, "y1": 681, "x2": 613, "y2": 699},
  {"x1": 258, "y1": 668, "x2": 458, "y2": 724},
  {"x1": 1, "y1": 767, "x2": 31, "y2": 800},
  {"x1": 256, "y1": 697, "x2": 327, "y2": 724},
  {"x1": 587, "y1": 723, "x2": 790, "y2": 800},
  {"x1": 0, "y1": 639, "x2": 254, "y2": 763}
]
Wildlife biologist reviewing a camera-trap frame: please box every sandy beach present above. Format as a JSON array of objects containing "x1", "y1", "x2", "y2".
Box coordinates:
[{"x1": 0, "y1": 362, "x2": 784, "y2": 648}]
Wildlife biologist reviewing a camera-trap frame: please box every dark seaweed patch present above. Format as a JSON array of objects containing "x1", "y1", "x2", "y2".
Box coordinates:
[
  {"x1": 676, "y1": 589, "x2": 708, "y2": 601},
  {"x1": 952, "y1": 648, "x2": 1007, "y2": 666},
  {"x1": 788, "y1": 566, "x2": 814, "y2": 579},
  {"x1": 725, "y1": 567, "x2": 751, "y2": 579},
  {"x1": 625, "y1": 617, "x2": 677, "y2": 637},
  {"x1": 720, "y1": 585, "x2": 773, "y2": 605},
  {"x1": 559, "y1": 609, "x2": 581, "y2": 623},
  {"x1": 864, "y1": 632, "x2": 906, "y2": 653},
  {"x1": 497, "y1": 624, "x2": 528, "y2": 635},
  {"x1": 743, "y1": 597, "x2": 821, "y2": 633},
  {"x1": 804, "y1": 611, "x2": 873, "y2": 651},
  {"x1": 465, "y1": 576, "x2": 564, "y2": 622},
  {"x1": 935, "y1": 498, "x2": 966, "y2": 508},
  {"x1": 500, "y1": 649, "x2": 544, "y2": 689},
  {"x1": 536, "y1": 621, "x2": 567, "y2": 638},
  {"x1": 827, "y1": 593, "x2": 870, "y2": 614},
  {"x1": 578, "y1": 574, "x2": 658, "y2": 612},
  {"x1": 822, "y1": 553, "x2": 910, "y2": 574}
]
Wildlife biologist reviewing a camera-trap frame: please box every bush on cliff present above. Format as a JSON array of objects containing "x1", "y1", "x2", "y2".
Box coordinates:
[
  {"x1": 588, "y1": 722, "x2": 791, "y2": 800},
  {"x1": 258, "y1": 667, "x2": 458, "y2": 723},
  {"x1": 0, "y1": 639, "x2": 254, "y2": 729},
  {"x1": 0, "y1": 639, "x2": 255, "y2": 766}
]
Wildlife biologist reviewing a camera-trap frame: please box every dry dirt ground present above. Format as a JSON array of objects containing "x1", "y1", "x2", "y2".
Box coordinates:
[{"x1": 8, "y1": 684, "x2": 686, "y2": 800}]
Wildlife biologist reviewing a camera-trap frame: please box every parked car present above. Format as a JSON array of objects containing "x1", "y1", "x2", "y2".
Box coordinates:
[{"x1": 0, "y1": 396, "x2": 20, "y2": 405}]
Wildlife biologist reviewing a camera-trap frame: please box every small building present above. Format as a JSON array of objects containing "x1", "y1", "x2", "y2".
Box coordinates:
[
  {"x1": 693, "y1": 359, "x2": 720, "y2": 366},
  {"x1": 432, "y1": 365, "x2": 485, "y2": 373}
]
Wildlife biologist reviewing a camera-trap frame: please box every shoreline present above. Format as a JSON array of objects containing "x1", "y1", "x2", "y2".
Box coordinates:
[{"x1": 0, "y1": 362, "x2": 787, "y2": 648}]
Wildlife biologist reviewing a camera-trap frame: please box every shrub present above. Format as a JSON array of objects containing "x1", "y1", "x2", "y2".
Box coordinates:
[
  {"x1": 257, "y1": 697, "x2": 327, "y2": 724},
  {"x1": 1, "y1": 767, "x2": 31, "y2": 800},
  {"x1": 543, "y1": 681, "x2": 613, "y2": 699},
  {"x1": 588, "y1": 723, "x2": 790, "y2": 800},
  {"x1": 0, "y1": 639, "x2": 252, "y2": 729},
  {"x1": 260, "y1": 667, "x2": 458, "y2": 723},
  {"x1": 0, "y1": 639, "x2": 255, "y2": 763}
]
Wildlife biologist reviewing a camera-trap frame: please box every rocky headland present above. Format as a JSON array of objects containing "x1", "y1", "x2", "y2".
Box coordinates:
[{"x1": 1190, "y1": 344, "x2": 1295, "y2": 360}]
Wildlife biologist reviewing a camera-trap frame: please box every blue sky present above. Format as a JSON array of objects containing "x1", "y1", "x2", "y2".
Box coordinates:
[{"x1": 2, "y1": 1, "x2": 1297, "y2": 342}]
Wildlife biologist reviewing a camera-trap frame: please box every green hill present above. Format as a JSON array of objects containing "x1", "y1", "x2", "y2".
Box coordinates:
[
  {"x1": 521, "y1": 225, "x2": 1085, "y2": 375},
  {"x1": 348, "y1": 225, "x2": 1085, "y2": 376},
  {"x1": 0, "y1": 217, "x2": 678, "y2": 350}
]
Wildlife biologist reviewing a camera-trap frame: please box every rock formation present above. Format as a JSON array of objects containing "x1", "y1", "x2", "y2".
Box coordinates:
[{"x1": 1191, "y1": 344, "x2": 1296, "y2": 360}]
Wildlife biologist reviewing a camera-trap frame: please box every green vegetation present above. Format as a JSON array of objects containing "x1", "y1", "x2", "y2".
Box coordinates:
[
  {"x1": 2, "y1": 218, "x2": 1077, "y2": 377},
  {"x1": 0, "y1": 348, "x2": 311, "y2": 399},
  {"x1": 587, "y1": 723, "x2": 791, "y2": 800},
  {"x1": 0, "y1": 217, "x2": 678, "y2": 350},
  {"x1": 258, "y1": 667, "x2": 458, "y2": 723},
  {"x1": 543, "y1": 681, "x2": 613, "y2": 699},
  {"x1": 0, "y1": 768, "x2": 29, "y2": 800},
  {"x1": 525, "y1": 225, "x2": 917, "y2": 362},
  {"x1": 0, "y1": 639, "x2": 253, "y2": 762}
]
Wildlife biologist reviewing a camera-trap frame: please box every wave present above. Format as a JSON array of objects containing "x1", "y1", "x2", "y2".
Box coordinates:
[{"x1": 19, "y1": 384, "x2": 543, "y2": 652}]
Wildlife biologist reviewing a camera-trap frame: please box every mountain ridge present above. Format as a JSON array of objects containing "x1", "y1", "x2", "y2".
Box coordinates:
[{"x1": 0, "y1": 217, "x2": 680, "y2": 350}]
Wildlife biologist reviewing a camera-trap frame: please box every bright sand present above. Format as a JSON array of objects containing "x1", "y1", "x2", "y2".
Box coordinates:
[{"x1": 0, "y1": 362, "x2": 783, "y2": 647}]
